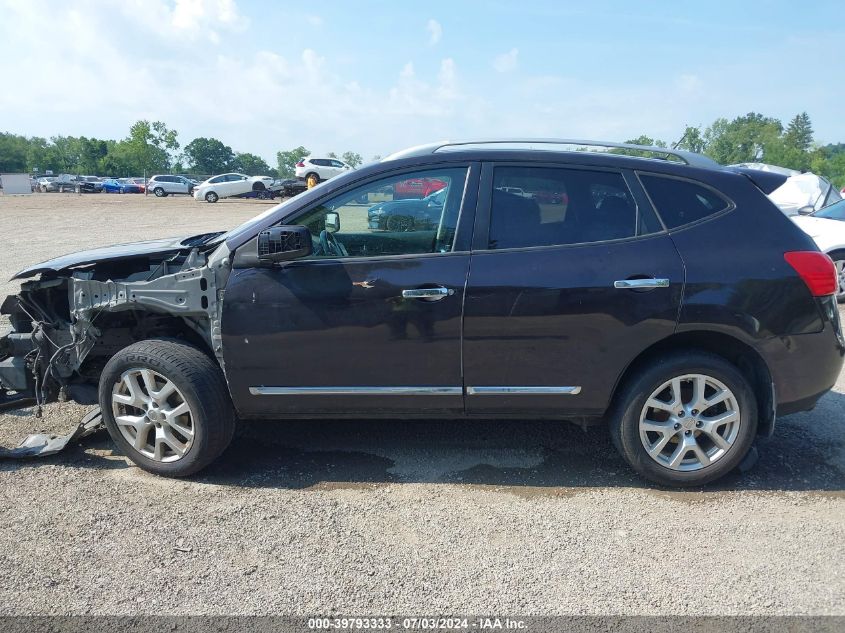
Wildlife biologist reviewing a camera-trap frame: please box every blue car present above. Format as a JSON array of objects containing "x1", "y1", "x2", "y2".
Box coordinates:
[{"x1": 102, "y1": 178, "x2": 143, "y2": 194}]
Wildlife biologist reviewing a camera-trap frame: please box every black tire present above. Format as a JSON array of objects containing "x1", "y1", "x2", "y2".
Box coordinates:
[
  {"x1": 205, "y1": 191, "x2": 218, "y2": 203},
  {"x1": 252, "y1": 181, "x2": 266, "y2": 191},
  {"x1": 153, "y1": 187, "x2": 166, "y2": 197},
  {"x1": 306, "y1": 172, "x2": 319, "y2": 188},
  {"x1": 99, "y1": 339, "x2": 236, "y2": 477},
  {"x1": 829, "y1": 250, "x2": 845, "y2": 304},
  {"x1": 609, "y1": 351, "x2": 758, "y2": 487}
]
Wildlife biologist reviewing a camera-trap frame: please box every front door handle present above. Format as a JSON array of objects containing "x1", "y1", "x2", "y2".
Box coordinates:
[
  {"x1": 401, "y1": 286, "x2": 455, "y2": 301},
  {"x1": 613, "y1": 278, "x2": 670, "y2": 290}
]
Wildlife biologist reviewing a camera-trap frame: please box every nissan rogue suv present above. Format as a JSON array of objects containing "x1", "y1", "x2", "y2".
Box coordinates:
[{"x1": 1, "y1": 139, "x2": 842, "y2": 486}]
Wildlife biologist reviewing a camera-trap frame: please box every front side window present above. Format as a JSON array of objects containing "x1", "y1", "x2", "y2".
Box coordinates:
[
  {"x1": 488, "y1": 166, "x2": 648, "y2": 250},
  {"x1": 290, "y1": 167, "x2": 468, "y2": 258},
  {"x1": 639, "y1": 174, "x2": 731, "y2": 229}
]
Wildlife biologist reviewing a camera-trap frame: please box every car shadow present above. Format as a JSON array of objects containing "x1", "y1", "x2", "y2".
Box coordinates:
[
  {"x1": 3, "y1": 391, "x2": 844, "y2": 494},
  {"x1": 198, "y1": 388, "x2": 845, "y2": 494}
]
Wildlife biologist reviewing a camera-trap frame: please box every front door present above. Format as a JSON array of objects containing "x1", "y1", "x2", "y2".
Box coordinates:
[
  {"x1": 463, "y1": 162, "x2": 684, "y2": 416},
  {"x1": 222, "y1": 164, "x2": 478, "y2": 417}
]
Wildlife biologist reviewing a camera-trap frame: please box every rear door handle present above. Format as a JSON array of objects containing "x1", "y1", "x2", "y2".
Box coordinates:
[
  {"x1": 613, "y1": 278, "x2": 670, "y2": 290},
  {"x1": 401, "y1": 286, "x2": 455, "y2": 301}
]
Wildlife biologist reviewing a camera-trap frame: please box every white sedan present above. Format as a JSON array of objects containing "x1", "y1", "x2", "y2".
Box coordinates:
[
  {"x1": 193, "y1": 173, "x2": 274, "y2": 203},
  {"x1": 792, "y1": 199, "x2": 845, "y2": 302}
]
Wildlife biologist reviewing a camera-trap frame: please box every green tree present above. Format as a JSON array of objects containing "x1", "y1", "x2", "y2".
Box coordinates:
[
  {"x1": 184, "y1": 137, "x2": 235, "y2": 174},
  {"x1": 702, "y1": 112, "x2": 782, "y2": 165},
  {"x1": 327, "y1": 151, "x2": 338, "y2": 158},
  {"x1": 784, "y1": 112, "x2": 814, "y2": 153},
  {"x1": 276, "y1": 146, "x2": 309, "y2": 178},
  {"x1": 232, "y1": 152, "x2": 272, "y2": 176},
  {"x1": 625, "y1": 135, "x2": 667, "y2": 148},
  {"x1": 0, "y1": 132, "x2": 29, "y2": 171},
  {"x1": 675, "y1": 125, "x2": 706, "y2": 153},
  {"x1": 118, "y1": 120, "x2": 179, "y2": 174},
  {"x1": 341, "y1": 151, "x2": 363, "y2": 168}
]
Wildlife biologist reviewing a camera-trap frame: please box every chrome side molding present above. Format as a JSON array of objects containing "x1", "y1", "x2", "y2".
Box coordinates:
[
  {"x1": 465, "y1": 386, "x2": 581, "y2": 395},
  {"x1": 250, "y1": 386, "x2": 582, "y2": 396},
  {"x1": 249, "y1": 386, "x2": 463, "y2": 396}
]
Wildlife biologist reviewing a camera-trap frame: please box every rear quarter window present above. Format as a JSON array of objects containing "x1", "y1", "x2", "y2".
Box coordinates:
[{"x1": 639, "y1": 174, "x2": 732, "y2": 229}]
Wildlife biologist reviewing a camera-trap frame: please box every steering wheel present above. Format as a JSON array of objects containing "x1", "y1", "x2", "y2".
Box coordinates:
[{"x1": 319, "y1": 229, "x2": 347, "y2": 257}]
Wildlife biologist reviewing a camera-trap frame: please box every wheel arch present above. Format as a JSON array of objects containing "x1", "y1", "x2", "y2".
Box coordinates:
[
  {"x1": 78, "y1": 311, "x2": 218, "y2": 385},
  {"x1": 610, "y1": 330, "x2": 775, "y2": 437}
]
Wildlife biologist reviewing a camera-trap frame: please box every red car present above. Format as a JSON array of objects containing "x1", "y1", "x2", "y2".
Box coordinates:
[{"x1": 393, "y1": 177, "x2": 447, "y2": 200}]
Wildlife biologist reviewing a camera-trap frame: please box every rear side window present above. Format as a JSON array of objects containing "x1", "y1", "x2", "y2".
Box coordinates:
[
  {"x1": 639, "y1": 174, "x2": 731, "y2": 229},
  {"x1": 488, "y1": 166, "x2": 650, "y2": 249}
]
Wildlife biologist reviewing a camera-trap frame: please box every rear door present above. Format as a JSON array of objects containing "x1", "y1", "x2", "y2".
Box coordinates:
[
  {"x1": 169, "y1": 176, "x2": 188, "y2": 194},
  {"x1": 463, "y1": 162, "x2": 684, "y2": 416}
]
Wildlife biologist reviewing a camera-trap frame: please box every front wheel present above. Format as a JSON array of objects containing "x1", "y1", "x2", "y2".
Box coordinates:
[
  {"x1": 609, "y1": 351, "x2": 757, "y2": 487},
  {"x1": 99, "y1": 339, "x2": 236, "y2": 477},
  {"x1": 205, "y1": 191, "x2": 219, "y2": 203}
]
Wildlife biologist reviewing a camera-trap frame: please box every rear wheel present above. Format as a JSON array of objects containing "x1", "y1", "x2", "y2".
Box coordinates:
[
  {"x1": 99, "y1": 339, "x2": 236, "y2": 477},
  {"x1": 153, "y1": 187, "x2": 166, "y2": 197},
  {"x1": 609, "y1": 351, "x2": 757, "y2": 487},
  {"x1": 306, "y1": 173, "x2": 319, "y2": 188},
  {"x1": 829, "y1": 250, "x2": 845, "y2": 303},
  {"x1": 205, "y1": 191, "x2": 219, "y2": 203}
]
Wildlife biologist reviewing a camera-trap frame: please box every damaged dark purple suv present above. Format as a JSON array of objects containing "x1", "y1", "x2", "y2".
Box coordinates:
[{"x1": 1, "y1": 139, "x2": 842, "y2": 486}]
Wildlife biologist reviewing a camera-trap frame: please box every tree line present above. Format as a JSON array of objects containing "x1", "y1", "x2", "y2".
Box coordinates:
[
  {"x1": 624, "y1": 112, "x2": 845, "y2": 186},
  {"x1": 1, "y1": 112, "x2": 843, "y2": 186},
  {"x1": 0, "y1": 121, "x2": 368, "y2": 179}
]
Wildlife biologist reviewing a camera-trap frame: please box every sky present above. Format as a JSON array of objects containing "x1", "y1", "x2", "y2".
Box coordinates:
[{"x1": 1, "y1": 0, "x2": 843, "y2": 164}]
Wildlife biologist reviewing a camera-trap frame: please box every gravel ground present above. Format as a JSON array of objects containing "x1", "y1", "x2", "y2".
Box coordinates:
[{"x1": 0, "y1": 192, "x2": 843, "y2": 616}]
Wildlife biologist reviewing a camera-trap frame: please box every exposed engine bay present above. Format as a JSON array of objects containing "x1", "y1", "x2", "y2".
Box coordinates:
[{"x1": 0, "y1": 233, "x2": 232, "y2": 415}]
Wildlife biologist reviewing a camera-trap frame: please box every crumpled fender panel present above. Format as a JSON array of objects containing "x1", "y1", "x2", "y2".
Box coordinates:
[{"x1": 0, "y1": 407, "x2": 103, "y2": 459}]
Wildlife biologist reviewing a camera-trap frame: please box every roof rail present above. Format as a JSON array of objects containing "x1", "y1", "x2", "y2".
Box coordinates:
[{"x1": 382, "y1": 138, "x2": 722, "y2": 169}]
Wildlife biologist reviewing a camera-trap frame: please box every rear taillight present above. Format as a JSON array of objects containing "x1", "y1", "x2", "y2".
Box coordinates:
[
  {"x1": 784, "y1": 251, "x2": 837, "y2": 296},
  {"x1": 296, "y1": 161, "x2": 305, "y2": 167}
]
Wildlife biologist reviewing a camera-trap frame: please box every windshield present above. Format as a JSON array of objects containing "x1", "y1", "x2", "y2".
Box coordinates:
[{"x1": 814, "y1": 199, "x2": 845, "y2": 221}]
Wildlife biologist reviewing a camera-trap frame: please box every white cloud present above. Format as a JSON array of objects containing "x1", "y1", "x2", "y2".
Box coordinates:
[
  {"x1": 493, "y1": 48, "x2": 519, "y2": 72},
  {"x1": 305, "y1": 14, "x2": 324, "y2": 27},
  {"x1": 426, "y1": 19, "x2": 442, "y2": 45}
]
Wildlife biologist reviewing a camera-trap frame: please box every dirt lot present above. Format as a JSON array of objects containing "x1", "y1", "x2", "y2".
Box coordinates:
[{"x1": 0, "y1": 192, "x2": 843, "y2": 616}]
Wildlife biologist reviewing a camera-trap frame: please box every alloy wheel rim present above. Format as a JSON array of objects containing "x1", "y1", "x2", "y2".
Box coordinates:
[
  {"x1": 639, "y1": 373, "x2": 740, "y2": 472},
  {"x1": 112, "y1": 368, "x2": 195, "y2": 462}
]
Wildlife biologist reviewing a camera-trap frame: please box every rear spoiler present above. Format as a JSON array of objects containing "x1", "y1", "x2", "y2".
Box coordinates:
[{"x1": 725, "y1": 167, "x2": 789, "y2": 195}]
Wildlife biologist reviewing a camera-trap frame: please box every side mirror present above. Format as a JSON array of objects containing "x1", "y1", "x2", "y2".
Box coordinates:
[
  {"x1": 325, "y1": 211, "x2": 340, "y2": 233},
  {"x1": 257, "y1": 226, "x2": 312, "y2": 263},
  {"x1": 797, "y1": 205, "x2": 815, "y2": 215}
]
